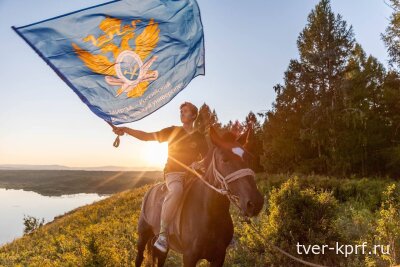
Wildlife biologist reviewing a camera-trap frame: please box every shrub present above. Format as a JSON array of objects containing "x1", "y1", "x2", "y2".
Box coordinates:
[{"x1": 264, "y1": 176, "x2": 340, "y2": 266}]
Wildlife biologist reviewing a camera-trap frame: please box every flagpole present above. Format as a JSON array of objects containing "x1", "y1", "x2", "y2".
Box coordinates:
[{"x1": 106, "y1": 121, "x2": 120, "y2": 148}]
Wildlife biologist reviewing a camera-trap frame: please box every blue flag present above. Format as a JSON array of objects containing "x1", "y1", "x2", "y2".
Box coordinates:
[{"x1": 12, "y1": 0, "x2": 205, "y2": 125}]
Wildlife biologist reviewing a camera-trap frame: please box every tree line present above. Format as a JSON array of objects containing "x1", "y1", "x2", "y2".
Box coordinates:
[{"x1": 195, "y1": 0, "x2": 400, "y2": 178}]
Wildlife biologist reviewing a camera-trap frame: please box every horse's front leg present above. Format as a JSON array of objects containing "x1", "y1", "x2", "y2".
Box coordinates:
[
  {"x1": 183, "y1": 252, "x2": 199, "y2": 267},
  {"x1": 153, "y1": 248, "x2": 169, "y2": 267},
  {"x1": 209, "y1": 249, "x2": 227, "y2": 267}
]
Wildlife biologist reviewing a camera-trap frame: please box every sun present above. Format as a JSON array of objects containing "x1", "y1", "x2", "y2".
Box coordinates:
[{"x1": 142, "y1": 142, "x2": 168, "y2": 168}]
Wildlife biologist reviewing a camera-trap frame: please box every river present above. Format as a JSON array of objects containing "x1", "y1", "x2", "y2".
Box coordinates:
[{"x1": 0, "y1": 188, "x2": 109, "y2": 246}]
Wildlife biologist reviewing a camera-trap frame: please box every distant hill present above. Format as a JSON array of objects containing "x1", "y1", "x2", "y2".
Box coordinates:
[
  {"x1": 0, "y1": 164, "x2": 161, "y2": 172},
  {"x1": 0, "y1": 170, "x2": 163, "y2": 196}
]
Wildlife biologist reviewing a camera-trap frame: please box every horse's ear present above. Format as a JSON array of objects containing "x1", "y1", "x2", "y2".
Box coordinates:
[
  {"x1": 236, "y1": 127, "x2": 250, "y2": 146},
  {"x1": 209, "y1": 126, "x2": 224, "y2": 148}
]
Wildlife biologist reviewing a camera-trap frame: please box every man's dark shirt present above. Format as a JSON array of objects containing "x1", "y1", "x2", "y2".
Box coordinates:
[{"x1": 155, "y1": 125, "x2": 208, "y2": 173}]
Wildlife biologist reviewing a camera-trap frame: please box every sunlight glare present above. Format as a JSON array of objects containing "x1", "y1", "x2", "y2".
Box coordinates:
[{"x1": 142, "y1": 142, "x2": 168, "y2": 168}]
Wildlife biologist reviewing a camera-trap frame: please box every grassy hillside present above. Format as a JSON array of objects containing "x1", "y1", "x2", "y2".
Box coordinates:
[{"x1": 1, "y1": 173, "x2": 399, "y2": 266}]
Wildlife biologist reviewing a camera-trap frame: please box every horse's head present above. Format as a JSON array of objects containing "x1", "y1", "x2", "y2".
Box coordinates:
[{"x1": 207, "y1": 126, "x2": 264, "y2": 217}]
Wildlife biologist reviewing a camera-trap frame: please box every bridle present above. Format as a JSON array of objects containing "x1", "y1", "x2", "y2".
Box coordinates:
[{"x1": 189, "y1": 147, "x2": 256, "y2": 200}]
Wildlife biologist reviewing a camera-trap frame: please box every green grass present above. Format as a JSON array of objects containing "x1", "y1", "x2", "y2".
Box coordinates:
[{"x1": 0, "y1": 173, "x2": 398, "y2": 266}]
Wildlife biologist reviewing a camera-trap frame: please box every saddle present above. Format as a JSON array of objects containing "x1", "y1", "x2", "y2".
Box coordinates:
[{"x1": 141, "y1": 171, "x2": 199, "y2": 252}]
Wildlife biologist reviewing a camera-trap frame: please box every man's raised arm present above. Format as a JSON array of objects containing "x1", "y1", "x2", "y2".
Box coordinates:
[
  {"x1": 113, "y1": 127, "x2": 158, "y2": 141},
  {"x1": 113, "y1": 126, "x2": 174, "y2": 142}
]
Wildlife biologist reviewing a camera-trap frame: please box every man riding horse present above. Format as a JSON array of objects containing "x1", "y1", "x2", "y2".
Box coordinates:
[{"x1": 112, "y1": 101, "x2": 208, "y2": 253}]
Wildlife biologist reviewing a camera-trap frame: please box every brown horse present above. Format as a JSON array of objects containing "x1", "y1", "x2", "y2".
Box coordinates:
[{"x1": 135, "y1": 126, "x2": 264, "y2": 267}]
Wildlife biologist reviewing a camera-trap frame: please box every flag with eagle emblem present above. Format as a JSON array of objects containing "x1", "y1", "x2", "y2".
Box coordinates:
[{"x1": 12, "y1": 0, "x2": 205, "y2": 125}]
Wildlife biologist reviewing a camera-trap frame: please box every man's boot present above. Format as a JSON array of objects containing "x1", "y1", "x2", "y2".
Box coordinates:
[{"x1": 154, "y1": 220, "x2": 169, "y2": 253}]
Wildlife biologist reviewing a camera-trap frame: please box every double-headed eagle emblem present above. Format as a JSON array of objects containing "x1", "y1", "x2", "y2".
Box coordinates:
[{"x1": 72, "y1": 17, "x2": 160, "y2": 98}]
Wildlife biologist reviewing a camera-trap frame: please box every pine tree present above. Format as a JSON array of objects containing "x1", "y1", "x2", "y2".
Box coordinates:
[
  {"x1": 262, "y1": 0, "x2": 356, "y2": 174},
  {"x1": 261, "y1": 0, "x2": 400, "y2": 177},
  {"x1": 382, "y1": 0, "x2": 400, "y2": 69},
  {"x1": 380, "y1": 71, "x2": 400, "y2": 176},
  {"x1": 244, "y1": 111, "x2": 264, "y2": 172},
  {"x1": 381, "y1": 0, "x2": 400, "y2": 176},
  {"x1": 339, "y1": 44, "x2": 388, "y2": 176},
  {"x1": 195, "y1": 103, "x2": 222, "y2": 149},
  {"x1": 194, "y1": 103, "x2": 222, "y2": 134}
]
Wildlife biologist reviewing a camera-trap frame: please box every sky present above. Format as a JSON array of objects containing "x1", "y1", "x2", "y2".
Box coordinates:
[{"x1": 0, "y1": 0, "x2": 393, "y2": 170}]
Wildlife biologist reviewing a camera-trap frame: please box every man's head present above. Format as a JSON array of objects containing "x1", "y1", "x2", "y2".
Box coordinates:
[{"x1": 180, "y1": 102, "x2": 198, "y2": 124}]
